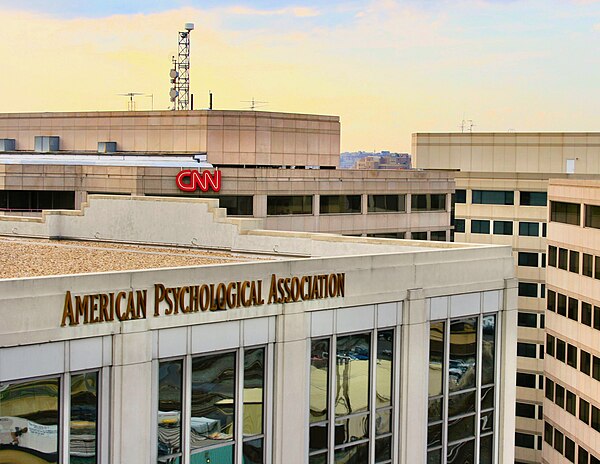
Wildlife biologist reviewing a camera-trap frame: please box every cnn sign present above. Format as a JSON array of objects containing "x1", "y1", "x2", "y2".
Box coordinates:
[{"x1": 176, "y1": 170, "x2": 221, "y2": 193}]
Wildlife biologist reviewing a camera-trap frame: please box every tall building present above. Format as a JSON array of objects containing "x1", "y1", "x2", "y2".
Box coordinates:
[
  {"x1": 412, "y1": 132, "x2": 600, "y2": 464},
  {"x1": 544, "y1": 179, "x2": 600, "y2": 464},
  {"x1": 0, "y1": 110, "x2": 451, "y2": 241},
  {"x1": 0, "y1": 194, "x2": 518, "y2": 464}
]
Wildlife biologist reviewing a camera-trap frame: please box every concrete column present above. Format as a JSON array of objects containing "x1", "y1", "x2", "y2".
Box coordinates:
[
  {"x1": 399, "y1": 288, "x2": 429, "y2": 464},
  {"x1": 254, "y1": 194, "x2": 267, "y2": 218},
  {"x1": 361, "y1": 194, "x2": 368, "y2": 215}
]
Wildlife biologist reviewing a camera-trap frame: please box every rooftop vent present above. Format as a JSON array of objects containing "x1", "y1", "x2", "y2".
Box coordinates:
[
  {"x1": 0, "y1": 139, "x2": 15, "y2": 152},
  {"x1": 34, "y1": 136, "x2": 59, "y2": 153},
  {"x1": 98, "y1": 142, "x2": 117, "y2": 153}
]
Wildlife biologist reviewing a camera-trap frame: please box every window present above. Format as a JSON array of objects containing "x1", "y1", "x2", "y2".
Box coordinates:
[
  {"x1": 548, "y1": 245, "x2": 557, "y2": 267},
  {"x1": 545, "y1": 378, "x2": 554, "y2": 401},
  {"x1": 580, "y1": 399, "x2": 590, "y2": 424},
  {"x1": 559, "y1": 248, "x2": 568, "y2": 270},
  {"x1": 557, "y1": 339, "x2": 566, "y2": 362},
  {"x1": 542, "y1": 253, "x2": 546, "y2": 268},
  {"x1": 582, "y1": 302, "x2": 592, "y2": 327},
  {"x1": 581, "y1": 350, "x2": 591, "y2": 375},
  {"x1": 592, "y1": 406, "x2": 600, "y2": 433},
  {"x1": 518, "y1": 282, "x2": 538, "y2": 298},
  {"x1": 551, "y1": 201, "x2": 581, "y2": 225},
  {"x1": 544, "y1": 421, "x2": 553, "y2": 445},
  {"x1": 0, "y1": 189, "x2": 76, "y2": 211},
  {"x1": 570, "y1": 250, "x2": 580, "y2": 273},
  {"x1": 430, "y1": 231, "x2": 447, "y2": 241},
  {"x1": 555, "y1": 384, "x2": 565, "y2": 408},
  {"x1": 585, "y1": 204, "x2": 600, "y2": 229},
  {"x1": 472, "y1": 190, "x2": 514, "y2": 205},
  {"x1": 320, "y1": 195, "x2": 361, "y2": 214},
  {"x1": 367, "y1": 194, "x2": 406, "y2": 213},
  {"x1": 516, "y1": 402, "x2": 536, "y2": 418},
  {"x1": 411, "y1": 231, "x2": 428, "y2": 240},
  {"x1": 596, "y1": 257, "x2": 600, "y2": 280},
  {"x1": 584, "y1": 254, "x2": 593, "y2": 277},
  {"x1": 517, "y1": 342, "x2": 537, "y2": 358},
  {"x1": 593, "y1": 356, "x2": 600, "y2": 381},
  {"x1": 455, "y1": 218, "x2": 466, "y2": 233},
  {"x1": 518, "y1": 252, "x2": 538, "y2": 267},
  {"x1": 455, "y1": 189, "x2": 466, "y2": 203},
  {"x1": 554, "y1": 429, "x2": 564, "y2": 454},
  {"x1": 493, "y1": 221, "x2": 513, "y2": 235},
  {"x1": 518, "y1": 312, "x2": 537, "y2": 328},
  {"x1": 543, "y1": 223, "x2": 547, "y2": 237},
  {"x1": 471, "y1": 220, "x2": 490, "y2": 234},
  {"x1": 267, "y1": 195, "x2": 312, "y2": 215},
  {"x1": 206, "y1": 195, "x2": 253, "y2": 216},
  {"x1": 411, "y1": 194, "x2": 446, "y2": 211},
  {"x1": 566, "y1": 390, "x2": 577, "y2": 416},
  {"x1": 580, "y1": 447, "x2": 590, "y2": 464},
  {"x1": 520, "y1": 191, "x2": 547, "y2": 206},
  {"x1": 558, "y1": 294, "x2": 567, "y2": 316},
  {"x1": 568, "y1": 298, "x2": 579, "y2": 321},
  {"x1": 595, "y1": 306, "x2": 600, "y2": 330},
  {"x1": 547, "y1": 290, "x2": 556, "y2": 312},
  {"x1": 516, "y1": 372, "x2": 537, "y2": 389},
  {"x1": 515, "y1": 432, "x2": 535, "y2": 449},
  {"x1": 565, "y1": 436, "x2": 576, "y2": 462},
  {"x1": 520, "y1": 222, "x2": 540, "y2": 237},
  {"x1": 546, "y1": 334, "x2": 555, "y2": 356}
]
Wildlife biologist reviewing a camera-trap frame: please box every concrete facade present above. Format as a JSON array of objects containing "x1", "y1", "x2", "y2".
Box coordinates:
[{"x1": 0, "y1": 195, "x2": 517, "y2": 464}]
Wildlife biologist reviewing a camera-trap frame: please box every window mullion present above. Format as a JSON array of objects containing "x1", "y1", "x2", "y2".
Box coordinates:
[
  {"x1": 475, "y1": 314, "x2": 483, "y2": 463},
  {"x1": 183, "y1": 354, "x2": 192, "y2": 464},
  {"x1": 329, "y1": 335, "x2": 337, "y2": 464},
  {"x1": 60, "y1": 371, "x2": 70, "y2": 464},
  {"x1": 442, "y1": 320, "x2": 449, "y2": 464},
  {"x1": 369, "y1": 331, "x2": 378, "y2": 463},
  {"x1": 235, "y1": 348, "x2": 244, "y2": 464},
  {"x1": 265, "y1": 343, "x2": 274, "y2": 464}
]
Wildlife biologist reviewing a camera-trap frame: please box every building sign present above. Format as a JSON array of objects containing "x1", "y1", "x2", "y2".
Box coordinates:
[
  {"x1": 176, "y1": 169, "x2": 221, "y2": 192},
  {"x1": 60, "y1": 272, "x2": 345, "y2": 327}
]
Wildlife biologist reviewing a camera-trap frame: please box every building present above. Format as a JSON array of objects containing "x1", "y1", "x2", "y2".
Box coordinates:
[
  {"x1": 0, "y1": 194, "x2": 517, "y2": 464},
  {"x1": 544, "y1": 179, "x2": 600, "y2": 464},
  {"x1": 0, "y1": 110, "x2": 451, "y2": 241},
  {"x1": 412, "y1": 132, "x2": 600, "y2": 464}
]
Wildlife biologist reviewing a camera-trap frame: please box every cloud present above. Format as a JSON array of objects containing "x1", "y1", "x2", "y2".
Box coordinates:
[{"x1": 225, "y1": 5, "x2": 319, "y2": 17}]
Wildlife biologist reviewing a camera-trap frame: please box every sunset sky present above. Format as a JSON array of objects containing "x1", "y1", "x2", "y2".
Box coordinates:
[{"x1": 0, "y1": 0, "x2": 598, "y2": 152}]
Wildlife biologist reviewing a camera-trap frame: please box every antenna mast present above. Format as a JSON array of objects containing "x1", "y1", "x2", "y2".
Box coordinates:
[{"x1": 169, "y1": 23, "x2": 194, "y2": 111}]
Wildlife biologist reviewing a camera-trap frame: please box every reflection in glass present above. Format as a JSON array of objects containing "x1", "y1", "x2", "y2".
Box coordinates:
[
  {"x1": 481, "y1": 387, "x2": 494, "y2": 410},
  {"x1": 158, "y1": 361, "x2": 183, "y2": 460},
  {"x1": 480, "y1": 434, "x2": 493, "y2": 464},
  {"x1": 447, "y1": 439, "x2": 475, "y2": 464},
  {"x1": 482, "y1": 315, "x2": 496, "y2": 385},
  {"x1": 334, "y1": 441, "x2": 369, "y2": 464},
  {"x1": 243, "y1": 438, "x2": 263, "y2": 464},
  {"x1": 449, "y1": 318, "x2": 477, "y2": 393},
  {"x1": 427, "y1": 448, "x2": 442, "y2": 464},
  {"x1": 375, "y1": 410, "x2": 391, "y2": 436},
  {"x1": 244, "y1": 348, "x2": 264, "y2": 437},
  {"x1": 309, "y1": 453, "x2": 328, "y2": 464},
  {"x1": 429, "y1": 322, "x2": 445, "y2": 397},
  {"x1": 310, "y1": 424, "x2": 329, "y2": 452},
  {"x1": 448, "y1": 415, "x2": 475, "y2": 443},
  {"x1": 428, "y1": 398, "x2": 442, "y2": 423},
  {"x1": 70, "y1": 372, "x2": 98, "y2": 463},
  {"x1": 448, "y1": 390, "x2": 475, "y2": 418},
  {"x1": 334, "y1": 413, "x2": 369, "y2": 446},
  {"x1": 190, "y1": 445, "x2": 232, "y2": 464},
  {"x1": 480, "y1": 411, "x2": 494, "y2": 434},
  {"x1": 0, "y1": 377, "x2": 60, "y2": 464},
  {"x1": 374, "y1": 435, "x2": 391, "y2": 462},
  {"x1": 335, "y1": 333, "x2": 370, "y2": 416},
  {"x1": 310, "y1": 339, "x2": 330, "y2": 423},
  {"x1": 427, "y1": 423, "x2": 442, "y2": 448},
  {"x1": 376, "y1": 330, "x2": 393, "y2": 408},
  {"x1": 190, "y1": 353, "x2": 235, "y2": 450}
]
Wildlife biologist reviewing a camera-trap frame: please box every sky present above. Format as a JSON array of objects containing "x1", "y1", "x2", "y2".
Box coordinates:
[{"x1": 0, "y1": 0, "x2": 598, "y2": 152}]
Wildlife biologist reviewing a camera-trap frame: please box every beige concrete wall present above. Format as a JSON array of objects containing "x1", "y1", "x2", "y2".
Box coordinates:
[{"x1": 0, "y1": 110, "x2": 341, "y2": 168}]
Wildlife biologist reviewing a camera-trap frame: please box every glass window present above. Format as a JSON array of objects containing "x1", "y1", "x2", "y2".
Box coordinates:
[
  {"x1": 565, "y1": 436, "x2": 576, "y2": 462},
  {"x1": 570, "y1": 250, "x2": 580, "y2": 273},
  {"x1": 515, "y1": 432, "x2": 535, "y2": 449},
  {"x1": 336, "y1": 333, "x2": 371, "y2": 416},
  {"x1": 493, "y1": 221, "x2": 513, "y2": 235},
  {"x1": 559, "y1": 248, "x2": 568, "y2": 270},
  {"x1": 267, "y1": 195, "x2": 312, "y2": 215},
  {"x1": 548, "y1": 245, "x2": 557, "y2": 266},
  {"x1": 518, "y1": 283, "x2": 538, "y2": 298},
  {"x1": 471, "y1": 220, "x2": 490, "y2": 234},
  {"x1": 517, "y1": 343, "x2": 537, "y2": 358},
  {"x1": 544, "y1": 421, "x2": 553, "y2": 446},
  {"x1": 518, "y1": 312, "x2": 537, "y2": 328},
  {"x1": 545, "y1": 378, "x2": 554, "y2": 401},
  {"x1": 472, "y1": 190, "x2": 514, "y2": 205},
  {"x1": 368, "y1": 194, "x2": 406, "y2": 213},
  {"x1": 558, "y1": 294, "x2": 567, "y2": 316},
  {"x1": 569, "y1": 298, "x2": 579, "y2": 321},
  {"x1": 310, "y1": 339, "x2": 329, "y2": 457},
  {"x1": 516, "y1": 402, "x2": 536, "y2": 418},
  {"x1": 520, "y1": 192, "x2": 547, "y2": 206},
  {"x1": 430, "y1": 231, "x2": 447, "y2": 241},
  {"x1": 204, "y1": 195, "x2": 253, "y2": 216},
  {"x1": 0, "y1": 377, "x2": 60, "y2": 463},
  {"x1": 455, "y1": 190, "x2": 466, "y2": 203},
  {"x1": 566, "y1": 390, "x2": 576, "y2": 416},
  {"x1": 454, "y1": 219, "x2": 466, "y2": 233},
  {"x1": 244, "y1": 348, "x2": 265, "y2": 437},
  {"x1": 546, "y1": 334, "x2": 555, "y2": 357},
  {"x1": 582, "y1": 302, "x2": 592, "y2": 326},
  {"x1": 449, "y1": 318, "x2": 477, "y2": 393},
  {"x1": 581, "y1": 350, "x2": 591, "y2": 375},
  {"x1": 583, "y1": 254, "x2": 593, "y2": 277},
  {"x1": 551, "y1": 201, "x2": 581, "y2": 225},
  {"x1": 376, "y1": 330, "x2": 394, "y2": 409},
  {"x1": 585, "y1": 204, "x2": 600, "y2": 229},
  {"x1": 554, "y1": 429, "x2": 564, "y2": 453},
  {"x1": 555, "y1": 384, "x2": 565, "y2": 408},
  {"x1": 580, "y1": 399, "x2": 590, "y2": 424},
  {"x1": 556, "y1": 340, "x2": 566, "y2": 362},
  {"x1": 411, "y1": 194, "x2": 446, "y2": 211},
  {"x1": 70, "y1": 372, "x2": 98, "y2": 462},
  {"x1": 596, "y1": 257, "x2": 600, "y2": 280},
  {"x1": 519, "y1": 222, "x2": 540, "y2": 237},
  {"x1": 516, "y1": 372, "x2": 536, "y2": 388},
  {"x1": 518, "y1": 252, "x2": 538, "y2": 267},
  {"x1": 595, "y1": 307, "x2": 600, "y2": 330},
  {"x1": 593, "y1": 356, "x2": 600, "y2": 381},
  {"x1": 429, "y1": 321, "x2": 445, "y2": 398},
  {"x1": 592, "y1": 406, "x2": 600, "y2": 433},
  {"x1": 158, "y1": 360, "x2": 183, "y2": 460},
  {"x1": 547, "y1": 290, "x2": 556, "y2": 312},
  {"x1": 411, "y1": 231, "x2": 428, "y2": 240},
  {"x1": 320, "y1": 195, "x2": 361, "y2": 214},
  {"x1": 482, "y1": 315, "x2": 496, "y2": 386}
]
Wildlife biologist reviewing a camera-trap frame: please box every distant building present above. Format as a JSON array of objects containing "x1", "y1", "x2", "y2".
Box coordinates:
[{"x1": 340, "y1": 151, "x2": 411, "y2": 170}]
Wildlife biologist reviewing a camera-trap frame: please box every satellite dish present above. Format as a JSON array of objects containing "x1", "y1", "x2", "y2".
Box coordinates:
[
  {"x1": 170, "y1": 88, "x2": 179, "y2": 99},
  {"x1": 170, "y1": 69, "x2": 178, "y2": 79},
  {"x1": 185, "y1": 23, "x2": 195, "y2": 31}
]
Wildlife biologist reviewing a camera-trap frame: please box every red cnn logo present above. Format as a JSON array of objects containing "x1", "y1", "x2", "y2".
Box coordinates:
[{"x1": 176, "y1": 170, "x2": 222, "y2": 193}]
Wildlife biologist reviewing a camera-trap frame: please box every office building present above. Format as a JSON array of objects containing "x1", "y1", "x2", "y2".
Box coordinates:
[
  {"x1": 412, "y1": 132, "x2": 600, "y2": 463},
  {"x1": 0, "y1": 194, "x2": 517, "y2": 463}
]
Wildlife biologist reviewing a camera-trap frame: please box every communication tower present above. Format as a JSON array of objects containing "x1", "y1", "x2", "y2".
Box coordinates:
[{"x1": 169, "y1": 23, "x2": 194, "y2": 110}]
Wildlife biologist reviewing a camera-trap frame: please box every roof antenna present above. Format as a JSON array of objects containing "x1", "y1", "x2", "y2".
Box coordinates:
[
  {"x1": 118, "y1": 92, "x2": 144, "y2": 111},
  {"x1": 241, "y1": 97, "x2": 268, "y2": 111}
]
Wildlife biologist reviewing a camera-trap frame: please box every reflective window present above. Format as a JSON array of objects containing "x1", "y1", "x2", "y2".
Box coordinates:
[
  {"x1": 368, "y1": 195, "x2": 406, "y2": 213},
  {"x1": 520, "y1": 191, "x2": 547, "y2": 206},
  {"x1": 472, "y1": 190, "x2": 513, "y2": 205},
  {"x1": 267, "y1": 195, "x2": 312, "y2": 215},
  {"x1": 519, "y1": 222, "x2": 539, "y2": 237},
  {"x1": 518, "y1": 252, "x2": 538, "y2": 267},
  {"x1": 321, "y1": 195, "x2": 361, "y2": 214},
  {"x1": 158, "y1": 360, "x2": 183, "y2": 461},
  {"x1": 585, "y1": 204, "x2": 600, "y2": 229},
  {"x1": 310, "y1": 339, "x2": 330, "y2": 460},
  {"x1": 471, "y1": 220, "x2": 490, "y2": 234},
  {"x1": 71, "y1": 372, "x2": 98, "y2": 463},
  {"x1": 454, "y1": 219, "x2": 466, "y2": 233},
  {"x1": 551, "y1": 201, "x2": 581, "y2": 225},
  {"x1": 570, "y1": 250, "x2": 580, "y2": 273},
  {"x1": 584, "y1": 254, "x2": 594, "y2": 277},
  {"x1": 493, "y1": 221, "x2": 513, "y2": 235},
  {"x1": 411, "y1": 194, "x2": 446, "y2": 211},
  {"x1": 455, "y1": 190, "x2": 466, "y2": 203},
  {"x1": 548, "y1": 245, "x2": 557, "y2": 267},
  {"x1": 0, "y1": 377, "x2": 60, "y2": 463}
]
